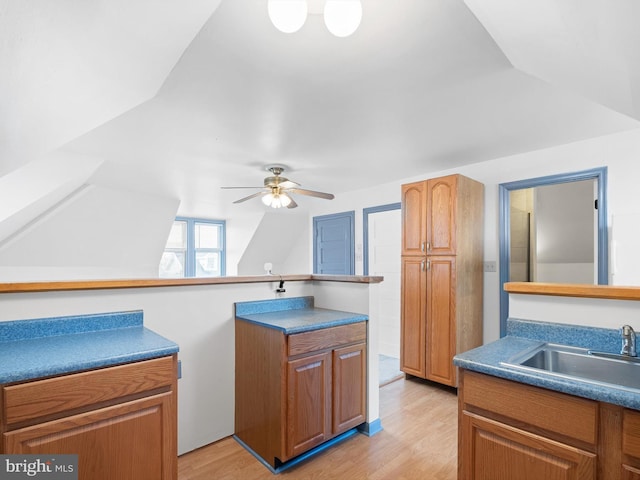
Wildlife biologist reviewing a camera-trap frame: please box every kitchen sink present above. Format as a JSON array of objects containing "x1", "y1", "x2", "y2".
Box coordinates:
[{"x1": 501, "y1": 343, "x2": 640, "y2": 391}]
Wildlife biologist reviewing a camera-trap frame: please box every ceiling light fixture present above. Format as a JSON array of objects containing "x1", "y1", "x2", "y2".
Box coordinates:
[
  {"x1": 267, "y1": 0, "x2": 308, "y2": 33},
  {"x1": 262, "y1": 188, "x2": 293, "y2": 208},
  {"x1": 267, "y1": 0, "x2": 362, "y2": 37},
  {"x1": 323, "y1": 0, "x2": 362, "y2": 37}
]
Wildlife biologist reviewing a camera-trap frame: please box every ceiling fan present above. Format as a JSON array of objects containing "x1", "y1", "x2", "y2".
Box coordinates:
[{"x1": 222, "y1": 165, "x2": 335, "y2": 209}]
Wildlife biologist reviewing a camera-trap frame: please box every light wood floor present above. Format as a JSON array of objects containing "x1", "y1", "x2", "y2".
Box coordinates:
[{"x1": 178, "y1": 377, "x2": 458, "y2": 479}]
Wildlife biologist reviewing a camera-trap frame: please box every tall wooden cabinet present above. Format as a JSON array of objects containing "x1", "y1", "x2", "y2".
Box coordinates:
[{"x1": 400, "y1": 174, "x2": 484, "y2": 386}]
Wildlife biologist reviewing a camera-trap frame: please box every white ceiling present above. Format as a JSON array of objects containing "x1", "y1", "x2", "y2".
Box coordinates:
[{"x1": 2, "y1": 0, "x2": 639, "y2": 216}]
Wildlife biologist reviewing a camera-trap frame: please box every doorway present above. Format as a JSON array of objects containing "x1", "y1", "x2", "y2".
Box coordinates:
[{"x1": 364, "y1": 203, "x2": 402, "y2": 385}]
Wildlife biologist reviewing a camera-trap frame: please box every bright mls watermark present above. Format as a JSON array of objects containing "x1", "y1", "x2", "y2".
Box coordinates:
[{"x1": 0, "y1": 455, "x2": 77, "y2": 480}]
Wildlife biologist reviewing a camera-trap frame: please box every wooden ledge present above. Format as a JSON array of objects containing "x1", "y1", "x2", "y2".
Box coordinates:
[
  {"x1": 0, "y1": 274, "x2": 384, "y2": 294},
  {"x1": 505, "y1": 282, "x2": 640, "y2": 301}
]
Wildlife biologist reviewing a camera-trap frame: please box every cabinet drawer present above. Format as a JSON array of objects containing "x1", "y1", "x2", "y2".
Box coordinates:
[
  {"x1": 461, "y1": 371, "x2": 597, "y2": 446},
  {"x1": 288, "y1": 322, "x2": 366, "y2": 357},
  {"x1": 624, "y1": 410, "x2": 640, "y2": 458},
  {"x1": 3, "y1": 356, "x2": 175, "y2": 428}
]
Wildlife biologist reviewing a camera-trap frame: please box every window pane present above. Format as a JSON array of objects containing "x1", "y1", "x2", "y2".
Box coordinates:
[
  {"x1": 159, "y1": 251, "x2": 185, "y2": 277},
  {"x1": 195, "y1": 223, "x2": 219, "y2": 249},
  {"x1": 195, "y1": 251, "x2": 220, "y2": 277},
  {"x1": 166, "y1": 222, "x2": 187, "y2": 249}
]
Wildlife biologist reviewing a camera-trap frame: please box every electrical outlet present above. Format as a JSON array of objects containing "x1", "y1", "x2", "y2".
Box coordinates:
[{"x1": 484, "y1": 261, "x2": 497, "y2": 272}]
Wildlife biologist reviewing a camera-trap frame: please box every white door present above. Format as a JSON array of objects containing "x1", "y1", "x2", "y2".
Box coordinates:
[{"x1": 368, "y1": 209, "x2": 401, "y2": 358}]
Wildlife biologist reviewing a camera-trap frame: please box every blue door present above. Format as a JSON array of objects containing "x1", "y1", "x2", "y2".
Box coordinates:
[{"x1": 313, "y1": 212, "x2": 355, "y2": 275}]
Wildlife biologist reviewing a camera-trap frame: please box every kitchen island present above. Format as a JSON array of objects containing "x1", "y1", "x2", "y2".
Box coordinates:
[{"x1": 235, "y1": 296, "x2": 369, "y2": 472}]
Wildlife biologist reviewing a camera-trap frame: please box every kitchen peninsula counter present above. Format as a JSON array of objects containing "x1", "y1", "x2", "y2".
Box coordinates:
[
  {"x1": 235, "y1": 296, "x2": 368, "y2": 333},
  {"x1": 0, "y1": 310, "x2": 179, "y2": 384}
]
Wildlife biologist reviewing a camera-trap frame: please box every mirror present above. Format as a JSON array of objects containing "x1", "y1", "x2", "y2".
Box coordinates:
[{"x1": 498, "y1": 167, "x2": 608, "y2": 336}]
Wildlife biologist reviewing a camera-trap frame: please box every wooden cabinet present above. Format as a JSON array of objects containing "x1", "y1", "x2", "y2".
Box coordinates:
[
  {"x1": 425, "y1": 256, "x2": 456, "y2": 384},
  {"x1": 400, "y1": 256, "x2": 427, "y2": 377},
  {"x1": 1, "y1": 355, "x2": 178, "y2": 480},
  {"x1": 623, "y1": 410, "x2": 640, "y2": 478},
  {"x1": 463, "y1": 413, "x2": 596, "y2": 479},
  {"x1": 459, "y1": 370, "x2": 597, "y2": 480},
  {"x1": 459, "y1": 369, "x2": 640, "y2": 480},
  {"x1": 400, "y1": 174, "x2": 483, "y2": 386},
  {"x1": 401, "y1": 181, "x2": 428, "y2": 256},
  {"x1": 235, "y1": 320, "x2": 367, "y2": 468},
  {"x1": 286, "y1": 351, "x2": 332, "y2": 459}
]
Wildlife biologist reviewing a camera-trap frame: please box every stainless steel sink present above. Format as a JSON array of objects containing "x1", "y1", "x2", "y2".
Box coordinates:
[{"x1": 502, "y1": 343, "x2": 640, "y2": 391}]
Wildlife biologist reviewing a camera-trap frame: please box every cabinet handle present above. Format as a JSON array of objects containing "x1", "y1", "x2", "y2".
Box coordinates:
[
  {"x1": 422, "y1": 242, "x2": 426, "y2": 252},
  {"x1": 427, "y1": 260, "x2": 431, "y2": 270},
  {"x1": 426, "y1": 241, "x2": 431, "y2": 251},
  {"x1": 421, "y1": 260, "x2": 426, "y2": 271}
]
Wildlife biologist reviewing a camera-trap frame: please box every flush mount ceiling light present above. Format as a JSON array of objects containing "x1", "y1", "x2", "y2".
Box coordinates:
[
  {"x1": 267, "y1": 0, "x2": 308, "y2": 33},
  {"x1": 323, "y1": 0, "x2": 362, "y2": 37},
  {"x1": 267, "y1": 0, "x2": 362, "y2": 37}
]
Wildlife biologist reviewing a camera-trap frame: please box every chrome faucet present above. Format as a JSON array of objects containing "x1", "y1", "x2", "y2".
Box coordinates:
[{"x1": 621, "y1": 325, "x2": 637, "y2": 357}]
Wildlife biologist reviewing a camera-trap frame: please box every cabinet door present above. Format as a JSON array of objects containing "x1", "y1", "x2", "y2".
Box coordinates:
[
  {"x1": 4, "y1": 392, "x2": 176, "y2": 480},
  {"x1": 426, "y1": 175, "x2": 457, "y2": 255},
  {"x1": 623, "y1": 409, "x2": 640, "y2": 479},
  {"x1": 400, "y1": 256, "x2": 427, "y2": 377},
  {"x1": 401, "y1": 181, "x2": 427, "y2": 256},
  {"x1": 623, "y1": 465, "x2": 640, "y2": 480},
  {"x1": 286, "y1": 352, "x2": 332, "y2": 460},
  {"x1": 461, "y1": 412, "x2": 596, "y2": 480},
  {"x1": 426, "y1": 256, "x2": 456, "y2": 386},
  {"x1": 333, "y1": 343, "x2": 366, "y2": 434}
]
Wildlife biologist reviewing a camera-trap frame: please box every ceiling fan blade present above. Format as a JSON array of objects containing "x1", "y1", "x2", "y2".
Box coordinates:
[
  {"x1": 288, "y1": 188, "x2": 335, "y2": 200},
  {"x1": 278, "y1": 180, "x2": 300, "y2": 189},
  {"x1": 232, "y1": 191, "x2": 266, "y2": 204},
  {"x1": 286, "y1": 196, "x2": 298, "y2": 209},
  {"x1": 221, "y1": 186, "x2": 264, "y2": 189}
]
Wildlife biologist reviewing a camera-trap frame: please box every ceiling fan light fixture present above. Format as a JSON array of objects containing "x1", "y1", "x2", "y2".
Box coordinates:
[
  {"x1": 262, "y1": 191, "x2": 292, "y2": 208},
  {"x1": 324, "y1": 0, "x2": 362, "y2": 37},
  {"x1": 268, "y1": 0, "x2": 308, "y2": 33}
]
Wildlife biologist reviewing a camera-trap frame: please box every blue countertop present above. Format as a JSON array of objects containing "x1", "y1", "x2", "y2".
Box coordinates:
[
  {"x1": 454, "y1": 319, "x2": 640, "y2": 410},
  {"x1": 235, "y1": 296, "x2": 368, "y2": 334},
  {"x1": 0, "y1": 310, "x2": 179, "y2": 384}
]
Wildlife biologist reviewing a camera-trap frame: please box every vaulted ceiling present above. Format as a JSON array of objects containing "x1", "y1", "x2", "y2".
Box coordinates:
[{"x1": 2, "y1": 0, "x2": 639, "y2": 215}]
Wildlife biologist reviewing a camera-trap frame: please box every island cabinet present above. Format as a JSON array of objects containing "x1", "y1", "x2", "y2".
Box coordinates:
[
  {"x1": 459, "y1": 369, "x2": 640, "y2": 480},
  {"x1": 1, "y1": 355, "x2": 178, "y2": 480},
  {"x1": 400, "y1": 174, "x2": 484, "y2": 386},
  {"x1": 235, "y1": 319, "x2": 367, "y2": 468}
]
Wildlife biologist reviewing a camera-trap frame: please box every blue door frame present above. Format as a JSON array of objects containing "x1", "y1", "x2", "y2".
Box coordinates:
[{"x1": 498, "y1": 167, "x2": 608, "y2": 336}]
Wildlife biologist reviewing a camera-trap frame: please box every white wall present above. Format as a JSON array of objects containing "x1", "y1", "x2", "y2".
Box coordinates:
[
  {"x1": 0, "y1": 280, "x2": 380, "y2": 456},
  {"x1": 0, "y1": 184, "x2": 179, "y2": 282},
  {"x1": 237, "y1": 212, "x2": 309, "y2": 275},
  {"x1": 287, "y1": 127, "x2": 640, "y2": 344},
  {"x1": 509, "y1": 293, "x2": 640, "y2": 332},
  {"x1": 0, "y1": 153, "x2": 103, "y2": 244}
]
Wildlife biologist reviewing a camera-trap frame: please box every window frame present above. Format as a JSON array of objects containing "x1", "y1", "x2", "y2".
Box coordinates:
[{"x1": 162, "y1": 217, "x2": 226, "y2": 278}]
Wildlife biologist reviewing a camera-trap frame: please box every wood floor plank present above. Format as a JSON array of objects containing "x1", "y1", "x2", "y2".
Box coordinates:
[{"x1": 178, "y1": 377, "x2": 458, "y2": 479}]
